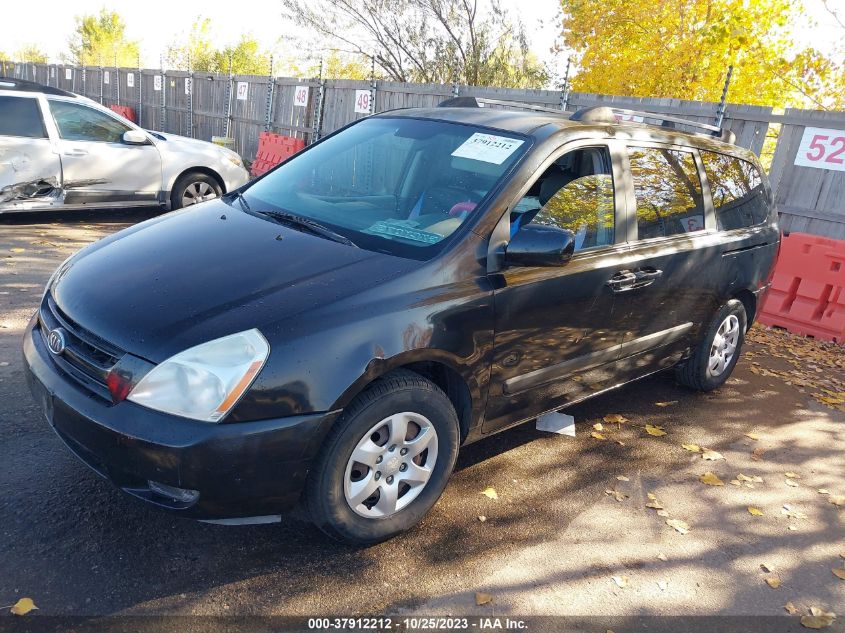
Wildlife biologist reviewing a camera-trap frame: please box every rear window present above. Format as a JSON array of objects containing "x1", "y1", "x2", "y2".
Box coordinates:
[
  {"x1": 701, "y1": 151, "x2": 768, "y2": 230},
  {"x1": 0, "y1": 95, "x2": 46, "y2": 138},
  {"x1": 628, "y1": 147, "x2": 705, "y2": 239}
]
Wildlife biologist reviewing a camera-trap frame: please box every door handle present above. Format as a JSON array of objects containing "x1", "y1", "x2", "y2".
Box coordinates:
[
  {"x1": 634, "y1": 268, "x2": 663, "y2": 283},
  {"x1": 606, "y1": 270, "x2": 638, "y2": 292},
  {"x1": 63, "y1": 148, "x2": 88, "y2": 157}
]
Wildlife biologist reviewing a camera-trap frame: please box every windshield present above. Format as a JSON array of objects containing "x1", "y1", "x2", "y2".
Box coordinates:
[{"x1": 241, "y1": 117, "x2": 528, "y2": 258}]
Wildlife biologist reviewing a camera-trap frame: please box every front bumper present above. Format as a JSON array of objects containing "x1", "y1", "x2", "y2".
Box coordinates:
[{"x1": 23, "y1": 315, "x2": 339, "y2": 520}]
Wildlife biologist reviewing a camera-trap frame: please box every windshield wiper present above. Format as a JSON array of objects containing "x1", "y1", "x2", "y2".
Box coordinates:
[
  {"x1": 224, "y1": 190, "x2": 251, "y2": 213},
  {"x1": 258, "y1": 210, "x2": 358, "y2": 247}
]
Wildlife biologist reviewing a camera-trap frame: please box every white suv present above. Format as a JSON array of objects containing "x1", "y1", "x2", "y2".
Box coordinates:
[{"x1": 0, "y1": 78, "x2": 249, "y2": 213}]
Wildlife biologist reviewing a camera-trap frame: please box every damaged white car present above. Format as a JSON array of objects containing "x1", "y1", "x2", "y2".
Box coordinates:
[{"x1": 0, "y1": 78, "x2": 249, "y2": 213}]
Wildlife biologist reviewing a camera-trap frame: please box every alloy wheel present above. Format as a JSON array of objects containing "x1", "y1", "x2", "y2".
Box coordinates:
[
  {"x1": 181, "y1": 181, "x2": 218, "y2": 206},
  {"x1": 707, "y1": 314, "x2": 740, "y2": 377}
]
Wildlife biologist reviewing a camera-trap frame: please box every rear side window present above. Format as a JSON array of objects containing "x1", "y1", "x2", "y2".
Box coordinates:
[
  {"x1": 628, "y1": 147, "x2": 705, "y2": 239},
  {"x1": 701, "y1": 151, "x2": 768, "y2": 230},
  {"x1": 48, "y1": 100, "x2": 130, "y2": 143},
  {"x1": 0, "y1": 96, "x2": 46, "y2": 138}
]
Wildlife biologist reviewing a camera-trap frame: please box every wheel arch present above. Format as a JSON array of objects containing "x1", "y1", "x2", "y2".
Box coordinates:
[
  {"x1": 730, "y1": 288, "x2": 756, "y2": 331},
  {"x1": 167, "y1": 166, "x2": 227, "y2": 208}
]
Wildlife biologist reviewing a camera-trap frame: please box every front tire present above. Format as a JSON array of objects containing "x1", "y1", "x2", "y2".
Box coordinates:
[
  {"x1": 170, "y1": 172, "x2": 222, "y2": 209},
  {"x1": 676, "y1": 299, "x2": 747, "y2": 391},
  {"x1": 306, "y1": 370, "x2": 460, "y2": 545}
]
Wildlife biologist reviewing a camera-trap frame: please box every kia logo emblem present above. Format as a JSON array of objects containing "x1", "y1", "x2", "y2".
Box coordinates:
[{"x1": 47, "y1": 328, "x2": 67, "y2": 355}]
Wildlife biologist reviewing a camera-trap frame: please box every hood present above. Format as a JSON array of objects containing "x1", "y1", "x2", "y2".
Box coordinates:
[
  {"x1": 51, "y1": 200, "x2": 401, "y2": 362},
  {"x1": 147, "y1": 131, "x2": 240, "y2": 161}
]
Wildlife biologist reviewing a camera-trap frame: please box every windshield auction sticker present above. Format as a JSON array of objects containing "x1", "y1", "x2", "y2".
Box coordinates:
[{"x1": 451, "y1": 133, "x2": 524, "y2": 164}]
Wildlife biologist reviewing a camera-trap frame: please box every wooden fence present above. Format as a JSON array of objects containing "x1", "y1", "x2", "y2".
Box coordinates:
[{"x1": 3, "y1": 60, "x2": 843, "y2": 239}]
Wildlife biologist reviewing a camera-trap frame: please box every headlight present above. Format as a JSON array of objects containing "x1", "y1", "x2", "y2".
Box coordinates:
[
  {"x1": 127, "y1": 329, "x2": 269, "y2": 422},
  {"x1": 223, "y1": 151, "x2": 243, "y2": 169}
]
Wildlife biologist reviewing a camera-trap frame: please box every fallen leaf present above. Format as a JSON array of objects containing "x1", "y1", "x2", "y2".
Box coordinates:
[
  {"x1": 761, "y1": 562, "x2": 776, "y2": 573},
  {"x1": 786, "y1": 479, "x2": 800, "y2": 488},
  {"x1": 611, "y1": 575, "x2": 628, "y2": 588},
  {"x1": 604, "y1": 414, "x2": 629, "y2": 424},
  {"x1": 591, "y1": 431, "x2": 606, "y2": 440},
  {"x1": 646, "y1": 500, "x2": 664, "y2": 510},
  {"x1": 593, "y1": 422, "x2": 604, "y2": 431},
  {"x1": 785, "y1": 602, "x2": 800, "y2": 615},
  {"x1": 801, "y1": 607, "x2": 836, "y2": 629},
  {"x1": 645, "y1": 424, "x2": 667, "y2": 437},
  {"x1": 748, "y1": 506, "x2": 764, "y2": 516},
  {"x1": 738, "y1": 473, "x2": 763, "y2": 483},
  {"x1": 666, "y1": 518, "x2": 690, "y2": 534},
  {"x1": 730, "y1": 479, "x2": 741, "y2": 486},
  {"x1": 818, "y1": 489, "x2": 830, "y2": 495},
  {"x1": 699, "y1": 472, "x2": 725, "y2": 486},
  {"x1": 10, "y1": 247, "x2": 25, "y2": 253},
  {"x1": 682, "y1": 443, "x2": 701, "y2": 452},
  {"x1": 785, "y1": 472, "x2": 801, "y2": 479},
  {"x1": 657, "y1": 580, "x2": 668, "y2": 591},
  {"x1": 605, "y1": 489, "x2": 628, "y2": 502},
  {"x1": 477, "y1": 515, "x2": 486, "y2": 522},
  {"x1": 745, "y1": 432, "x2": 760, "y2": 440},
  {"x1": 616, "y1": 475, "x2": 629, "y2": 481},
  {"x1": 647, "y1": 492, "x2": 657, "y2": 500},
  {"x1": 752, "y1": 447, "x2": 766, "y2": 461},
  {"x1": 702, "y1": 449, "x2": 725, "y2": 461},
  {"x1": 766, "y1": 577, "x2": 783, "y2": 588},
  {"x1": 475, "y1": 592, "x2": 493, "y2": 606},
  {"x1": 828, "y1": 496, "x2": 845, "y2": 507},
  {"x1": 9, "y1": 598, "x2": 37, "y2": 616},
  {"x1": 656, "y1": 509, "x2": 670, "y2": 517},
  {"x1": 655, "y1": 401, "x2": 677, "y2": 407},
  {"x1": 657, "y1": 552, "x2": 668, "y2": 561},
  {"x1": 480, "y1": 487, "x2": 498, "y2": 500},
  {"x1": 832, "y1": 569, "x2": 845, "y2": 581}
]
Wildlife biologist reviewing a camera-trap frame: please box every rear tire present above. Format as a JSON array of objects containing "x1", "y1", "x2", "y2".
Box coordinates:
[
  {"x1": 170, "y1": 172, "x2": 222, "y2": 209},
  {"x1": 306, "y1": 370, "x2": 460, "y2": 545},
  {"x1": 676, "y1": 299, "x2": 747, "y2": 391}
]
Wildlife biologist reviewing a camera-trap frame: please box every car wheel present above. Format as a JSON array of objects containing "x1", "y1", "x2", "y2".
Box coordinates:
[
  {"x1": 676, "y1": 299, "x2": 747, "y2": 391},
  {"x1": 306, "y1": 369, "x2": 460, "y2": 545},
  {"x1": 171, "y1": 172, "x2": 222, "y2": 209}
]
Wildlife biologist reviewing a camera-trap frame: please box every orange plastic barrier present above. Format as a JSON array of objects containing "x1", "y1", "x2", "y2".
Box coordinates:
[
  {"x1": 758, "y1": 232, "x2": 845, "y2": 345},
  {"x1": 250, "y1": 132, "x2": 306, "y2": 178},
  {"x1": 108, "y1": 105, "x2": 137, "y2": 123}
]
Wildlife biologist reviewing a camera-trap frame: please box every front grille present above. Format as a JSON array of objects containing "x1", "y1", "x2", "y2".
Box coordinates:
[{"x1": 37, "y1": 293, "x2": 125, "y2": 401}]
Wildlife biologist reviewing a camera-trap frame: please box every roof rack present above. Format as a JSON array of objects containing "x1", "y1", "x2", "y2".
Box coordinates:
[
  {"x1": 437, "y1": 96, "x2": 736, "y2": 145},
  {"x1": 0, "y1": 77, "x2": 77, "y2": 98},
  {"x1": 438, "y1": 96, "x2": 568, "y2": 115}
]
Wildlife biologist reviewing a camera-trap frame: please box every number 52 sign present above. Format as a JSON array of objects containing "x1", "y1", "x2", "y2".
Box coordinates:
[{"x1": 794, "y1": 127, "x2": 845, "y2": 172}]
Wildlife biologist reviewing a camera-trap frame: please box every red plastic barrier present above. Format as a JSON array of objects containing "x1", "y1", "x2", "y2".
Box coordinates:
[
  {"x1": 758, "y1": 232, "x2": 845, "y2": 345},
  {"x1": 250, "y1": 131, "x2": 306, "y2": 177},
  {"x1": 108, "y1": 105, "x2": 137, "y2": 123}
]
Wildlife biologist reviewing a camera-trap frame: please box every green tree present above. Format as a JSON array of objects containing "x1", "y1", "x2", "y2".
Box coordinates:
[
  {"x1": 212, "y1": 37, "x2": 272, "y2": 75},
  {"x1": 67, "y1": 9, "x2": 140, "y2": 66},
  {"x1": 164, "y1": 18, "x2": 217, "y2": 71},
  {"x1": 282, "y1": 0, "x2": 549, "y2": 87},
  {"x1": 558, "y1": 0, "x2": 841, "y2": 109},
  {"x1": 14, "y1": 44, "x2": 48, "y2": 63}
]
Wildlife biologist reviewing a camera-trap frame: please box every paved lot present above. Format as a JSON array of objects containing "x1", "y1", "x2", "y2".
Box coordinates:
[{"x1": 1, "y1": 211, "x2": 843, "y2": 622}]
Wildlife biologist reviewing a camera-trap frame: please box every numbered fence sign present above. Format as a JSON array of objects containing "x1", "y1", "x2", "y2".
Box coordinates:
[
  {"x1": 354, "y1": 89, "x2": 371, "y2": 114},
  {"x1": 153, "y1": 75, "x2": 162, "y2": 91},
  {"x1": 185, "y1": 78, "x2": 192, "y2": 95},
  {"x1": 126, "y1": 72, "x2": 134, "y2": 88},
  {"x1": 794, "y1": 127, "x2": 845, "y2": 172},
  {"x1": 236, "y1": 81, "x2": 249, "y2": 101},
  {"x1": 51, "y1": 67, "x2": 55, "y2": 77},
  {"x1": 65, "y1": 68, "x2": 72, "y2": 80},
  {"x1": 293, "y1": 85, "x2": 309, "y2": 107},
  {"x1": 103, "y1": 71, "x2": 110, "y2": 84}
]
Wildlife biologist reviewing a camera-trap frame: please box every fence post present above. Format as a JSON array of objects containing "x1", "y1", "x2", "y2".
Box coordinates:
[
  {"x1": 82, "y1": 65, "x2": 86, "y2": 98},
  {"x1": 369, "y1": 55, "x2": 377, "y2": 114},
  {"x1": 99, "y1": 57, "x2": 104, "y2": 104},
  {"x1": 224, "y1": 55, "x2": 234, "y2": 140},
  {"x1": 137, "y1": 54, "x2": 142, "y2": 126},
  {"x1": 264, "y1": 55, "x2": 275, "y2": 131},
  {"x1": 715, "y1": 64, "x2": 733, "y2": 128},
  {"x1": 187, "y1": 56, "x2": 194, "y2": 138}
]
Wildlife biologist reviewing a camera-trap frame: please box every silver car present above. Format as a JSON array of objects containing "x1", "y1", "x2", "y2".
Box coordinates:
[{"x1": 0, "y1": 78, "x2": 249, "y2": 213}]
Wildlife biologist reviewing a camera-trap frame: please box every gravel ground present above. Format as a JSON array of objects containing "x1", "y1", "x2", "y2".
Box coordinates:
[{"x1": 0, "y1": 210, "x2": 843, "y2": 624}]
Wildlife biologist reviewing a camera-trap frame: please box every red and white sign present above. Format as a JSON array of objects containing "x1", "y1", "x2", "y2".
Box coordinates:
[
  {"x1": 184, "y1": 77, "x2": 192, "y2": 95},
  {"x1": 236, "y1": 81, "x2": 248, "y2": 101},
  {"x1": 293, "y1": 85, "x2": 309, "y2": 108},
  {"x1": 354, "y1": 90, "x2": 372, "y2": 114},
  {"x1": 794, "y1": 126, "x2": 845, "y2": 172}
]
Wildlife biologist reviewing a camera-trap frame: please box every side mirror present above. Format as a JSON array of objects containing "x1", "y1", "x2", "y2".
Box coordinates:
[
  {"x1": 122, "y1": 130, "x2": 149, "y2": 145},
  {"x1": 505, "y1": 224, "x2": 575, "y2": 267}
]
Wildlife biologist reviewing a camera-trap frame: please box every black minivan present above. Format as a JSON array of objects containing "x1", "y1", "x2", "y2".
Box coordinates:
[{"x1": 23, "y1": 99, "x2": 779, "y2": 544}]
